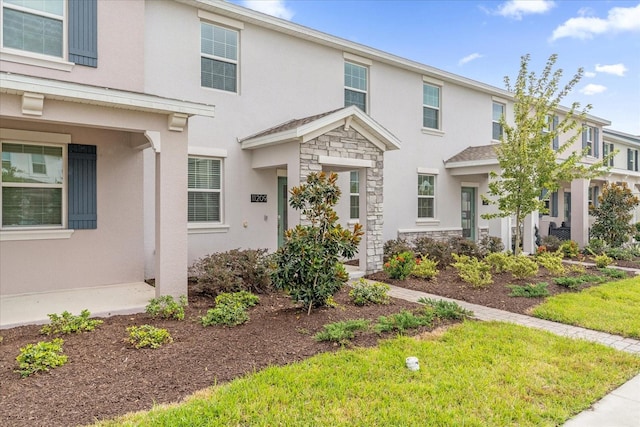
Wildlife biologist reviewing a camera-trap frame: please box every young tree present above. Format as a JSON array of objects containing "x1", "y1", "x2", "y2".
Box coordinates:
[
  {"x1": 482, "y1": 54, "x2": 609, "y2": 254},
  {"x1": 590, "y1": 182, "x2": 640, "y2": 247},
  {"x1": 271, "y1": 172, "x2": 363, "y2": 314}
]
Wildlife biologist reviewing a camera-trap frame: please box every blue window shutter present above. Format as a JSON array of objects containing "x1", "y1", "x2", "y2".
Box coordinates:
[
  {"x1": 594, "y1": 128, "x2": 599, "y2": 157},
  {"x1": 68, "y1": 0, "x2": 97, "y2": 67},
  {"x1": 551, "y1": 191, "x2": 558, "y2": 217},
  {"x1": 552, "y1": 116, "x2": 559, "y2": 150},
  {"x1": 68, "y1": 144, "x2": 97, "y2": 229}
]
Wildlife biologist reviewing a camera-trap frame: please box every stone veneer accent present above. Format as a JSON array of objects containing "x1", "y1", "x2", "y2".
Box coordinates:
[
  {"x1": 299, "y1": 126, "x2": 384, "y2": 273},
  {"x1": 398, "y1": 229, "x2": 462, "y2": 242}
]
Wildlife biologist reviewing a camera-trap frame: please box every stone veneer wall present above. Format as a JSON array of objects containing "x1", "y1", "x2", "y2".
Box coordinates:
[
  {"x1": 398, "y1": 229, "x2": 462, "y2": 243},
  {"x1": 300, "y1": 126, "x2": 384, "y2": 273}
]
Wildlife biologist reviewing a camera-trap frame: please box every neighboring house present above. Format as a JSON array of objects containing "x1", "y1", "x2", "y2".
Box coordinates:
[{"x1": 0, "y1": 0, "x2": 636, "y2": 306}]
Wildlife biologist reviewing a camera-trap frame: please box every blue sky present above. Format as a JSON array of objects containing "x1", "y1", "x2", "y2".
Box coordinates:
[{"x1": 235, "y1": 0, "x2": 640, "y2": 135}]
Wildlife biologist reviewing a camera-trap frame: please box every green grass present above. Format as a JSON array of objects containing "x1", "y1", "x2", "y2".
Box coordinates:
[
  {"x1": 532, "y1": 276, "x2": 640, "y2": 338},
  {"x1": 94, "y1": 321, "x2": 640, "y2": 427}
]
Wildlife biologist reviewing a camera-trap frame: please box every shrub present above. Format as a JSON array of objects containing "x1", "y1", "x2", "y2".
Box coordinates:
[
  {"x1": 535, "y1": 251, "x2": 565, "y2": 276},
  {"x1": 374, "y1": 310, "x2": 434, "y2": 334},
  {"x1": 40, "y1": 310, "x2": 103, "y2": 335},
  {"x1": 383, "y1": 251, "x2": 416, "y2": 280},
  {"x1": 383, "y1": 238, "x2": 412, "y2": 261},
  {"x1": 508, "y1": 282, "x2": 550, "y2": 298},
  {"x1": 314, "y1": 319, "x2": 370, "y2": 344},
  {"x1": 201, "y1": 303, "x2": 249, "y2": 327},
  {"x1": 271, "y1": 172, "x2": 362, "y2": 313},
  {"x1": 418, "y1": 298, "x2": 473, "y2": 320},
  {"x1": 448, "y1": 236, "x2": 483, "y2": 258},
  {"x1": 594, "y1": 254, "x2": 613, "y2": 268},
  {"x1": 590, "y1": 182, "x2": 640, "y2": 247},
  {"x1": 214, "y1": 291, "x2": 260, "y2": 308},
  {"x1": 451, "y1": 254, "x2": 493, "y2": 288},
  {"x1": 411, "y1": 255, "x2": 439, "y2": 279},
  {"x1": 485, "y1": 252, "x2": 512, "y2": 273},
  {"x1": 541, "y1": 235, "x2": 562, "y2": 252},
  {"x1": 604, "y1": 247, "x2": 633, "y2": 261},
  {"x1": 635, "y1": 222, "x2": 640, "y2": 242},
  {"x1": 505, "y1": 255, "x2": 539, "y2": 280},
  {"x1": 559, "y1": 240, "x2": 580, "y2": 258},
  {"x1": 413, "y1": 237, "x2": 451, "y2": 267},
  {"x1": 584, "y1": 238, "x2": 606, "y2": 255},
  {"x1": 478, "y1": 235, "x2": 505, "y2": 255},
  {"x1": 15, "y1": 338, "x2": 68, "y2": 377},
  {"x1": 349, "y1": 279, "x2": 390, "y2": 306},
  {"x1": 599, "y1": 267, "x2": 626, "y2": 279},
  {"x1": 145, "y1": 295, "x2": 187, "y2": 321},
  {"x1": 566, "y1": 264, "x2": 586, "y2": 275},
  {"x1": 554, "y1": 274, "x2": 604, "y2": 290},
  {"x1": 126, "y1": 325, "x2": 173, "y2": 349}
]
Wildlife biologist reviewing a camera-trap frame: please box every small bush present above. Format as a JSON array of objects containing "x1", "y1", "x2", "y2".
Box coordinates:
[
  {"x1": 418, "y1": 298, "x2": 473, "y2": 320},
  {"x1": 201, "y1": 303, "x2": 249, "y2": 327},
  {"x1": 448, "y1": 236, "x2": 483, "y2": 259},
  {"x1": 599, "y1": 267, "x2": 626, "y2": 279},
  {"x1": 383, "y1": 238, "x2": 412, "y2": 261},
  {"x1": 145, "y1": 295, "x2": 187, "y2": 321},
  {"x1": 374, "y1": 310, "x2": 434, "y2": 334},
  {"x1": 567, "y1": 264, "x2": 586, "y2": 275},
  {"x1": 535, "y1": 251, "x2": 565, "y2": 276},
  {"x1": 559, "y1": 240, "x2": 580, "y2": 258},
  {"x1": 478, "y1": 235, "x2": 504, "y2": 255},
  {"x1": 349, "y1": 279, "x2": 390, "y2": 306},
  {"x1": 541, "y1": 235, "x2": 562, "y2": 252},
  {"x1": 383, "y1": 251, "x2": 416, "y2": 280},
  {"x1": 508, "y1": 283, "x2": 550, "y2": 298},
  {"x1": 126, "y1": 325, "x2": 173, "y2": 349},
  {"x1": 604, "y1": 247, "x2": 633, "y2": 261},
  {"x1": 451, "y1": 254, "x2": 492, "y2": 288},
  {"x1": 40, "y1": 310, "x2": 103, "y2": 335},
  {"x1": 411, "y1": 255, "x2": 439, "y2": 279},
  {"x1": 214, "y1": 291, "x2": 260, "y2": 308},
  {"x1": 506, "y1": 255, "x2": 539, "y2": 280},
  {"x1": 15, "y1": 338, "x2": 68, "y2": 377},
  {"x1": 594, "y1": 254, "x2": 613, "y2": 268},
  {"x1": 413, "y1": 237, "x2": 452, "y2": 267},
  {"x1": 584, "y1": 238, "x2": 606, "y2": 255},
  {"x1": 314, "y1": 319, "x2": 370, "y2": 344},
  {"x1": 554, "y1": 274, "x2": 605, "y2": 290},
  {"x1": 485, "y1": 252, "x2": 512, "y2": 273}
]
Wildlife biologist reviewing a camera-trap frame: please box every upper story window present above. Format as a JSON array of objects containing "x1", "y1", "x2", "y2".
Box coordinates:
[
  {"x1": 417, "y1": 174, "x2": 435, "y2": 219},
  {"x1": 423, "y1": 83, "x2": 441, "y2": 130},
  {"x1": 188, "y1": 157, "x2": 222, "y2": 222},
  {"x1": 582, "y1": 125, "x2": 600, "y2": 157},
  {"x1": 492, "y1": 102, "x2": 504, "y2": 141},
  {"x1": 349, "y1": 171, "x2": 359, "y2": 220},
  {"x1": 603, "y1": 142, "x2": 615, "y2": 167},
  {"x1": 543, "y1": 115, "x2": 560, "y2": 150},
  {"x1": 344, "y1": 61, "x2": 367, "y2": 111},
  {"x1": 201, "y1": 22, "x2": 238, "y2": 93},
  {"x1": 2, "y1": 0, "x2": 64, "y2": 58},
  {"x1": 627, "y1": 148, "x2": 638, "y2": 172}
]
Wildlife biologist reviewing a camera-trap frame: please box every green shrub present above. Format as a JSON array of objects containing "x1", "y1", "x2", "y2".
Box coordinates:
[
  {"x1": 485, "y1": 252, "x2": 512, "y2": 273},
  {"x1": 594, "y1": 253, "x2": 613, "y2": 268},
  {"x1": 411, "y1": 255, "x2": 439, "y2": 279},
  {"x1": 559, "y1": 240, "x2": 580, "y2": 258},
  {"x1": 145, "y1": 295, "x2": 187, "y2": 320},
  {"x1": 541, "y1": 235, "x2": 562, "y2": 252},
  {"x1": 215, "y1": 291, "x2": 260, "y2": 308},
  {"x1": 448, "y1": 236, "x2": 483, "y2": 259},
  {"x1": 15, "y1": 338, "x2": 68, "y2": 377},
  {"x1": 508, "y1": 282, "x2": 550, "y2": 298},
  {"x1": 478, "y1": 235, "x2": 505, "y2": 255},
  {"x1": 505, "y1": 255, "x2": 539, "y2": 280},
  {"x1": 554, "y1": 275, "x2": 605, "y2": 290},
  {"x1": 349, "y1": 279, "x2": 390, "y2": 306},
  {"x1": 567, "y1": 264, "x2": 586, "y2": 275},
  {"x1": 40, "y1": 309, "x2": 103, "y2": 335},
  {"x1": 590, "y1": 182, "x2": 640, "y2": 247},
  {"x1": 383, "y1": 238, "x2": 412, "y2": 261},
  {"x1": 535, "y1": 251, "x2": 565, "y2": 276},
  {"x1": 584, "y1": 238, "x2": 606, "y2": 255},
  {"x1": 383, "y1": 251, "x2": 416, "y2": 280},
  {"x1": 604, "y1": 247, "x2": 633, "y2": 261},
  {"x1": 451, "y1": 254, "x2": 492, "y2": 288},
  {"x1": 374, "y1": 310, "x2": 434, "y2": 334},
  {"x1": 201, "y1": 303, "x2": 249, "y2": 327},
  {"x1": 189, "y1": 248, "x2": 272, "y2": 297},
  {"x1": 418, "y1": 298, "x2": 473, "y2": 320},
  {"x1": 126, "y1": 325, "x2": 173, "y2": 349},
  {"x1": 599, "y1": 267, "x2": 626, "y2": 279},
  {"x1": 412, "y1": 237, "x2": 452, "y2": 267},
  {"x1": 314, "y1": 319, "x2": 370, "y2": 344}
]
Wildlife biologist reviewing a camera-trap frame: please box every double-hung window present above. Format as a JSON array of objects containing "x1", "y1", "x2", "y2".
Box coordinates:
[
  {"x1": 201, "y1": 22, "x2": 238, "y2": 92},
  {"x1": 423, "y1": 83, "x2": 441, "y2": 130},
  {"x1": 628, "y1": 149, "x2": 639, "y2": 172},
  {"x1": 188, "y1": 157, "x2": 222, "y2": 223},
  {"x1": 2, "y1": 0, "x2": 64, "y2": 58},
  {"x1": 349, "y1": 171, "x2": 359, "y2": 220},
  {"x1": 603, "y1": 142, "x2": 615, "y2": 167},
  {"x1": 417, "y1": 174, "x2": 435, "y2": 219},
  {"x1": 492, "y1": 102, "x2": 504, "y2": 140},
  {"x1": 344, "y1": 61, "x2": 367, "y2": 111},
  {"x1": 582, "y1": 125, "x2": 600, "y2": 157}
]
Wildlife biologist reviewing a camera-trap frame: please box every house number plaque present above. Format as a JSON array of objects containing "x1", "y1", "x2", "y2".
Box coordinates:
[{"x1": 251, "y1": 194, "x2": 267, "y2": 203}]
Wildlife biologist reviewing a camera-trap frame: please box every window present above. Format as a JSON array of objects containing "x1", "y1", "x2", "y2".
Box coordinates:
[
  {"x1": 543, "y1": 115, "x2": 559, "y2": 150},
  {"x1": 201, "y1": 22, "x2": 238, "y2": 92},
  {"x1": 344, "y1": 61, "x2": 367, "y2": 111},
  {"x1": 188, "y1": 157, "x2": 222, "y2": 222},
  {"x1": 423, "y1": 83, "x2": 440, "y2": 130},
  {"x1": 628, "y1": 148, "x2": 639, "y2": 172},
  {"x1": 2, "y1": 0, "x2": 64, "y2": 58},
  {"x1": 417, "y1": 174, "x2": 435, "y2": 218},
  {"x1": 1, "y1": 142, "x2": 64, "y2": 227},
  {"x1": 588, "y1": 186, "x2": 599, "y2": 208},
  {"x1": 492, "y1": 102, "x2": 504, "y2": 140},
  {"x1": 582, "y1": 126, "x2": 600, "y2": 157},
  {"x1": 349, "y1": 171, "x2": 359, "y2": 219},
  {"x1": 603, "y1": 142, "x2": 615, "y2": 167}
]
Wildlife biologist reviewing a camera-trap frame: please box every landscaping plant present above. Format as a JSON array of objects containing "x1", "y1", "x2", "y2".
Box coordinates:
[
  {"x1": 411, "y1": 255, "x2": 439, "y2": 279},
  {"x1": 349, "y1": 279, "x2": 390, "y2": 306},
  {"x1": 505, "y1": 255, "x2": 539, "y2": 280},
  {"x1": 383, "y1": 250, "x2": 416, "y2": 280},
  {"x1": 451, "y1": 254, "x2": 493, "y2": 287},
  {"x1": 418, "y1": 298, "x2": 474, "y2": 320},
  {"x1": 314, "y1": 319, "x2": 370, "y2": 344},
  {"x1": 145, "y1": 295, "x2": 187, "y2": 320},
  {"x1": 508, "y1": 282, "x2": 550, "y2": 298},
  {"x1": 15, "y1": 338, "x2": 67, "y2": 377},
  {"x1": 201, "y1": 291, "x2": 260, "y2": 326},
  {"x1": 40, "y1": 309, "x2": 103, "y2": 335},
  {"x1": 594, "y1": 253, "x2": 613, "y2": 268},
  {"x1": 485, "y1": 252, "x2": 512, "y2": 273},
  {"x1": 383, "y1": 238, "x2": 412, "y2": 261},
  {"x1": 214, "y1": 290, "x2": 260, "y2": 308},
  {"x1": 599, "y1": 267, "x2": 626, "y2": 279},
  {"x1": 412, "y1": 236, "x2": 452, "y2": 267},
  {"x1": 590, "y1": 182, "x2": 640, "y2": 247},
  {"x1": 126, "y1": 325, "x2": 173, "y2": 349},
  {"x1": 559, "y1": 240, "x2": 580, "y2": 258},
  {"x1": 535, "y1": 251, "x2": 565, "y2": 276},
  {"x1": 374, "y1": 310, "x2": 434, "y2": 334}
]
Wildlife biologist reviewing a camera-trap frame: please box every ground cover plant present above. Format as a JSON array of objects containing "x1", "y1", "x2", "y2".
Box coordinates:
[
  {"x1": 40, "y1": 309, "x2": 103, "y2": 335},
  {"x1": 532, "y1": 277, "x2": 640, "y2": 338},
  {"x1": 94, "y1": 322, "x2": 640, "y2": 427},
  {"x1": 15, "y1": 338, "x2": 67, "y2": 377},
  {"x1": 145, "y1": 295, "x2": 187, "y2": 320},
  {"x1": 126, "y1": 325, "x2": 173, "y2": 349}
]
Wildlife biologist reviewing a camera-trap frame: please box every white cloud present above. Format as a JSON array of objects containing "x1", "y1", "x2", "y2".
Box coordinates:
[
  {"x1": 551, "y1": 4, "x2": 640, "y2": 40},
  {"x1": 496, "y1": 0, "x2": 555, "y2": 20},
  {"x1": 580, "y1": 84, "x2": 607, "y2": 95},
  {"x1": 595, "y1": 63, "x2": 628, "y2": 77},
  {"x1": 458, "y1": 53, "x2": 484, "y2": 66},
  {"x1": 242, "y1": 0, "x2": 294, "y2": 20},
  {"x1": 584, "y1": 71, "x2": 596, "y2": 78}
]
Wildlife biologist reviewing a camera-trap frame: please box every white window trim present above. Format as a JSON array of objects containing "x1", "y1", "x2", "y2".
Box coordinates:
[
  {"x1": 344, "y1": 60, "x2": 368, "y2": 112},
  {"x1": 349, "y1": 170, "x2": 359, "y2": 220},
  {"x1": 492, "y1": 101, "x2": 505, "y2": 141},
  {"x1": 417, "y1": 173, "x2": 436, "y2": 220},
  {"x1": 0, "y1": 228, "x2": 73, "y2": 241},
  {"x1": 585, "y1": 126, "x2": 595, "y2": 156},
  {"x1": 1, "y1": 0, "x2": 70, "y2": 69},
  {"x1": 200, "y1": 21, "x2": 240, "y2": 94},
  {"x1": 422, "y1": 82, "x2": 441, "y2": 131},
  {"x1": 187, "y1": 155, "x2": 225, "y2": 228}
]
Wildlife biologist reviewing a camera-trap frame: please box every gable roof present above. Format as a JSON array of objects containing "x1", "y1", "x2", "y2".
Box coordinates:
[
  {"x1": 444, "y1": 145, "x2": 498, "y2": 168},
  {"x1": 239, "y1": 106, "x2": 401, "y2": 152}
]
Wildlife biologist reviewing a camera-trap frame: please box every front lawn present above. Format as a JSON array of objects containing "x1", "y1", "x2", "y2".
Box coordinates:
[
  {"x1": 532, "y1": 276, "x2": 640, "y2": 338},
  {"x1": 95, "y1": 321, "x2": 640, "y2": 427}
]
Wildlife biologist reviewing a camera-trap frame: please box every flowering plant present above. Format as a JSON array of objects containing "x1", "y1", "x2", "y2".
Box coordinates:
[{"x1": 383, "y1": 251, "x2": 416, "y2": 280}]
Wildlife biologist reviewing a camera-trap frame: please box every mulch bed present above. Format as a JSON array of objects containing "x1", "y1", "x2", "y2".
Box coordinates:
[{"x1": 0, "y1": 287, "x2": 449, "y2": 427}]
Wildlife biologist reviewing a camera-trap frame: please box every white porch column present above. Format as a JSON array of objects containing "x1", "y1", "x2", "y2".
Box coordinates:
[
  {"x1": 570, "y1": 178, "x2": 590, "y2": 247},
  {"x1": 522, "y1": 212, "x2": 539, "y2": 254},
  {"x1": 489, "y1": 217, "x2": 511, "y2": 252},
  {"x1": 154, "y1": 129, "x2": 189, "y2": 299}
]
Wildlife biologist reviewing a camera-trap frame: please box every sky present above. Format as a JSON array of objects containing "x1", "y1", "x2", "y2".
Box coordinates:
[{"x1": 233, "y1": 0, "x2": 640, "y2": 135}]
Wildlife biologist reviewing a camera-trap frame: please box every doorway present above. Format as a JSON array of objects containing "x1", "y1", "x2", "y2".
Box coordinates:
[
  {"x1": 277, "y1": 176, "x2": 288, "y2": 247},
  {"x1": 461, "y1": 187, "x2": 476, "y2": 240}
]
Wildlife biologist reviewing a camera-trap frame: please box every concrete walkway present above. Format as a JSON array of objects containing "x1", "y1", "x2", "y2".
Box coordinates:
[{"x1": 384, "y1": 283, "x2": 640, "y2": 427}]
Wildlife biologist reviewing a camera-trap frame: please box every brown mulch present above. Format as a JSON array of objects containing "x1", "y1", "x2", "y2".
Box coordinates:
[{"x1": 0, "y1": 287, "x2": 449, "y2": 427}]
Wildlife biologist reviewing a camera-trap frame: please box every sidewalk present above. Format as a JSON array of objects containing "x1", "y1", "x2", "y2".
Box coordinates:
[{"x1": 383, "y1": 283, "x2": 640, "y2": 427}]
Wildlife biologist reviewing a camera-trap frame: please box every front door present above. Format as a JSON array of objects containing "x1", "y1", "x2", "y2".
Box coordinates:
[
  {"x1": 461, "y1": 187, "x2": 476, "y2": 240},
  {"x1": 277, "y1": 176, "x2": 288, "y2": 247}
]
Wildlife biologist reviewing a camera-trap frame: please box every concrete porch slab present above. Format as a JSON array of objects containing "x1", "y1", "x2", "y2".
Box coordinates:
[{"x1": 0, "y1": 282, "x2": 156, "y2": 329}]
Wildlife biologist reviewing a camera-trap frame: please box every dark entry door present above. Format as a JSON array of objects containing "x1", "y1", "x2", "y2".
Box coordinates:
[
  {"x1": 461, "y1": 187, "x2": 476, "y2": 240},
  {"x1": 277, "y1": 176, "x2": 288, "y2": 247}
]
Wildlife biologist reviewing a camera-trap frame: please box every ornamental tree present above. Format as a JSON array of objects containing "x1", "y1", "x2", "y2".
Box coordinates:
[
  {"x1": 271, "y1": 172, "x2": 363, "y2": 314},
  {"x1": 590, "y1": 182, "x2": 640, "y2": 247},
  {"x1": 482, "y1": 54, "x2": 610, "y2": 254}
]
